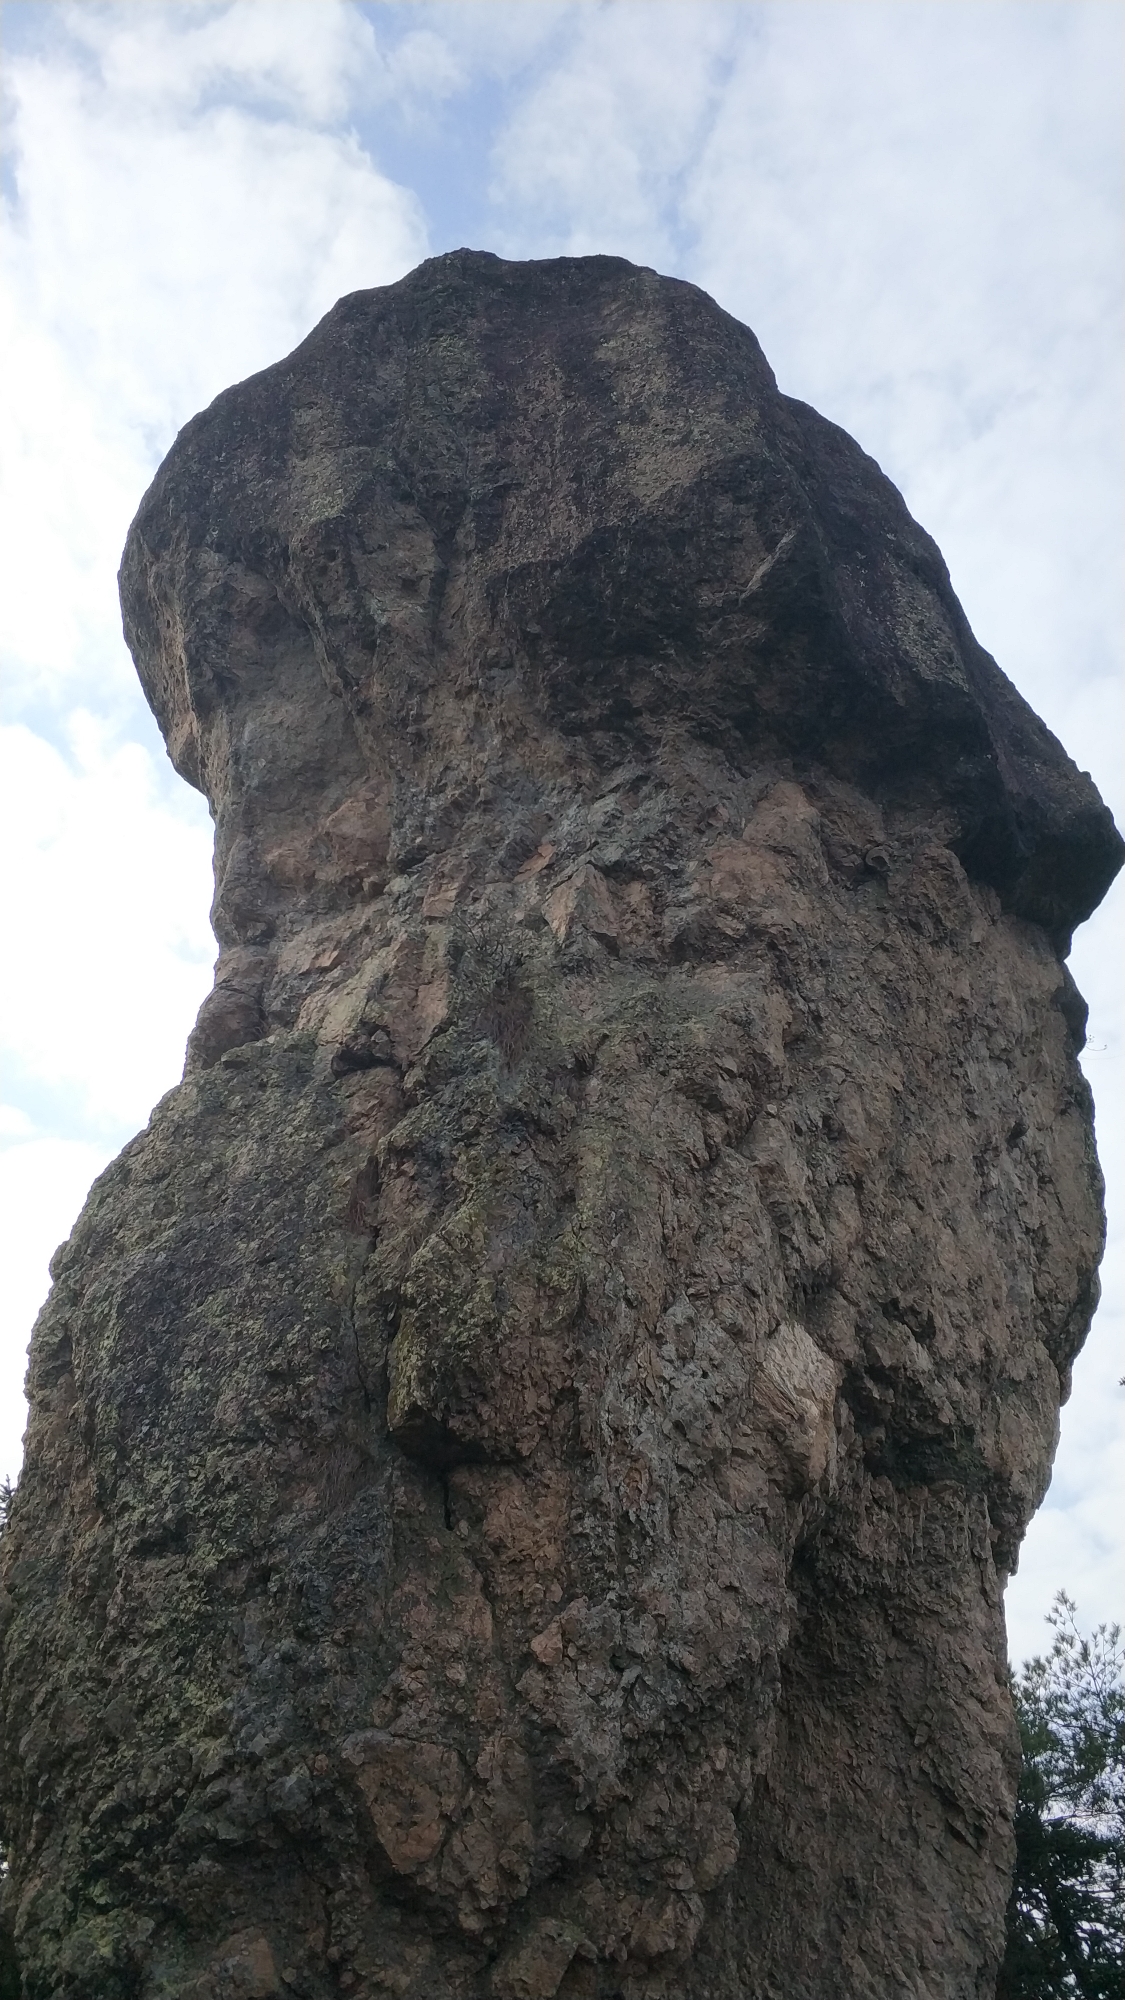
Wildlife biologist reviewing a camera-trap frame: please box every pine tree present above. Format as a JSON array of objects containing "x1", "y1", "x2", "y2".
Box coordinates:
[{"x1": 999, "y1": 1594, "x2": 1125, "y2": 1998}]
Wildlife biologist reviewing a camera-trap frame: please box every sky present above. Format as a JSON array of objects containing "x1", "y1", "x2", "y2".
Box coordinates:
[{"x1": 0, "y1": 0, "x2": 1121, "y2": 1668}]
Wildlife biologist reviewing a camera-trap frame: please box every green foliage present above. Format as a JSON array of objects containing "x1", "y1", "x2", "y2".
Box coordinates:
[{"x1": 999, "y1": 1594, "x2": 1125, "y2": 1998}]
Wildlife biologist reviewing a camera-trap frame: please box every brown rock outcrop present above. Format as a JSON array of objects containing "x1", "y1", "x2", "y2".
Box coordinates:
[{"x1": 1, "y1": 251, "x2": 1120, "y2": 2000}]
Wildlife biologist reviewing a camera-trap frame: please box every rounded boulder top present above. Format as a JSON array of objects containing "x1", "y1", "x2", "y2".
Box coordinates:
[{"x1": 121, "y1": 248, "x2": 1121, "y2": 947}]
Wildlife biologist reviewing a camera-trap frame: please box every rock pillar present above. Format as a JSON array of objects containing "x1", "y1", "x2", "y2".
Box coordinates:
[{"x1": 1, "y1": 251, "x2": 1120, "y2": 2000}]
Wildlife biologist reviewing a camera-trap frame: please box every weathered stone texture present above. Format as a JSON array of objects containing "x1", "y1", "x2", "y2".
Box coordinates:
[{"x1": 1, "y1": 252, "x2": 1120, "y2": 2000}]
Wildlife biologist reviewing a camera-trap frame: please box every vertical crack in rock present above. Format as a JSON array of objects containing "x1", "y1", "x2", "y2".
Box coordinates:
[{"x1": 1, "y1": 250, "x2": 1121, "y2": 1999}]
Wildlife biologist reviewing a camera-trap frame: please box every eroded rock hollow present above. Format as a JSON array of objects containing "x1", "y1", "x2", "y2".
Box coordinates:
[{"x1": 2, "y1": 252, "x2": 1121, "y2": 2000}]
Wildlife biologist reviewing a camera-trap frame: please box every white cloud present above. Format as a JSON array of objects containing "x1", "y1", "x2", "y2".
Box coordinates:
[
  {"x1": 2, "y1": 0, "x2": 429, "y2": 709},
  {"x1": 382, "y1": 26, "x2": 465, "y2": 106},
  {"x1": 410, "y1": 2, "x2": 575, "y2": 84},
  {"x1": 7, "y1": 25, "x2": 423, "y2": 421},
  {"x1": 489, "y1": 0, "x2": 735, "y2": 264},
  {"x1": 64, "y1": 0, "x2": 379, "y2": 123},
  {"x1": 0, "y1": 716, "x2": 215, "y2": 1132}
]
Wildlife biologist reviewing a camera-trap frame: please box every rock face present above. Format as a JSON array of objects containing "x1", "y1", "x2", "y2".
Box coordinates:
[{"x1": 1, "y1": 252, "x2": 1121, "y2": 2000}]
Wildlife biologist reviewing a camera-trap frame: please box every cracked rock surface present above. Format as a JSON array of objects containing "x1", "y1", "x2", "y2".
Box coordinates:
[{"x1": 1, "y1": 251, "x2": 1121, "y2": 2000}]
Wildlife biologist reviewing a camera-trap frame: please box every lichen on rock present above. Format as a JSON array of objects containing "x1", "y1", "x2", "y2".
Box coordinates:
[{"x1": 1, "y1": 250, "x2": 1120, "y2": 1999}]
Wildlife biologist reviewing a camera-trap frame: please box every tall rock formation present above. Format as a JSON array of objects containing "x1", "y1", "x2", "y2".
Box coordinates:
[{"x1": 1, "y1": 252, "x2": 1120, "y2": 2000}]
